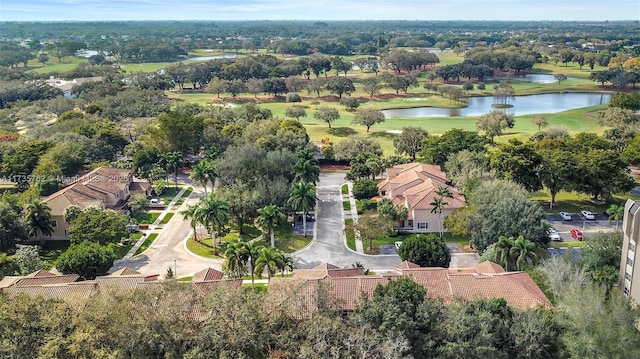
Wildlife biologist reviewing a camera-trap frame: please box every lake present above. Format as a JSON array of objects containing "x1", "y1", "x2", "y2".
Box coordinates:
[
  {"x1": 382, "y1": 93, "x2": 611, "y2": 118},
  {"x1": 184, "y1": 54, "x2": 238, "y2": 62},
  {"x1": 493, "y1": 73, "x2": 578, "y2": 84}
]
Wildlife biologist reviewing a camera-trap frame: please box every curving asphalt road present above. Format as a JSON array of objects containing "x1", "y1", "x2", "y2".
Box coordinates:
[
  {"x1": 293, "y1": 172, "x2": 401, "y2": 270},
  {"x1": 112, "y1": 171, "x2": 406, "y2": 277},
  {"x1": 111, "y1": 177, "x2": 223, "y2": 278}
]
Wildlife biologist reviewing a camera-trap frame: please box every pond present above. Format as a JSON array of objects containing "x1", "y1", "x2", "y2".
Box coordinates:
[
  {"x1": 492, "y1": 73, "x2": 579, "y2": 84},
  {"x1": 184, "y1": 54, "x2": 238, "y2": 62},
  {"x1": 382, "y1": 93, "x2": 611, "y2": 118}
]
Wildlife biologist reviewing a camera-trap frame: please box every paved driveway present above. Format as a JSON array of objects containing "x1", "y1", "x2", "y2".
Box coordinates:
[
  {"x1": 112, "y1": 177, "x2": 223, "y2": 278},
  {"x1": 293, "y1": 172, "x2": 401, "y2": 270}
]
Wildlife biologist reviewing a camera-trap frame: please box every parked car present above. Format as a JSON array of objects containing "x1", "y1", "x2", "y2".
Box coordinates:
[
  {"x1": 548, "y1": 228, "x2": 561, "y2": 242},
  {"x1": 149, "y1": 198, "x2": 161, "y2": 204},
  {"x1": 570, "y1": 228, "x2": 584, "y2": 240},
  {"x1": 559, "y1": 212, "x2": 572, "y2": 221},
  {"x1": 394, "y1": 241, "x2": 403, "y2": 250},
  {"x1": 581, "y1": 210, "x2": 595, "y2": 220}
]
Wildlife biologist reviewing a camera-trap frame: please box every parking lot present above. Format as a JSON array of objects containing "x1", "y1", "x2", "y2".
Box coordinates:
[{"x1": 546, "y1": 211, "x2": 616, "y2": 242}]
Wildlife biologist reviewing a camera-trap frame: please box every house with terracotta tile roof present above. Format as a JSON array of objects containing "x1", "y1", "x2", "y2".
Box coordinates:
[
  {"x1": 0, "y1": 267, "x2": 240, "y2": 314},
  {"x1": 189, "y1": 267, "x2": 244, "y2": 291},
  {"x1": 42, "y1": 167, "x2": 151, "y2": 239},
  {"x1": 268, "y1": 261, "x2": 551, "y2": 318},
  {"x1": 377, "y1": 162, "x2": 465, "y2": 233}
]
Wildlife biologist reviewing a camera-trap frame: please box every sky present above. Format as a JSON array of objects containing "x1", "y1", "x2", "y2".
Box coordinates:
[{"x1": 1, "y1": 0, "x2": 639, "y2": 22}]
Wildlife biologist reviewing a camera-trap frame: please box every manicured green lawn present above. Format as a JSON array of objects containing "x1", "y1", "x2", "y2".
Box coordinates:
[
  {"x1": 26, "y1": 56, "x2": 87, "y2": 74},
  {"x1": 345, "y1": 219, "x2": 356, "y2": 251},
  {"x1": 341, "y1": 184, "x2": 349, "y2": 195},
  {"x1": 219, "y1": 224, "x2": 262, "y2": 243},
  {"x1": 132, "y1": 212, "x2": 161, "y2": 224},
  {"x1": 186, "y1": 237, "x2": 223, "y2": 258},
  {"x1": 356, "y1": 200, "x2": 377, "y2": 215},
  {"x1": 177, "y1": 276, "x2": 193, "y2": 282},
  {"x1": 529, "y1": 190, "x2": 638, "y2": 214},
  {"x1": 160, "y1": 187, "x2": 182, "y2": 199},
  {"x1": 273, "y1": 232, "x2": 311, "y2": 253},
  {"x1": 343, "y1": 201, "x2": 351, "y2": 211},
  {"x1": 131, "y1": 232, "x2": 144, "y2": 240},
  {"x1": 181, "y1": 187, "x2": 193, "y2": 198},
  {"x1": 549, "y1": 241, "x2": 586, "y2": 248},
  {"x1": 112, "y1": 242, "x2": 134, "y2": 259},
  {"x1": 160, "y1": 212, "x2": 174, "y2": 224},
  {"x1": 40, "y1": 240, "x2": 71, "y2": 268},
  {"x1": 134, "y1": 233, "x2": 159, "y2": 255}
]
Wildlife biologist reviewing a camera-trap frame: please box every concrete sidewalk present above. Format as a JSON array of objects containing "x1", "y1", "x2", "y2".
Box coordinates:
[
  {"x1": 345, "y1": 182, "x2": 364, "y2": 254},
  {"x1": 123, "y1": 186, "x2": 188, "y2": 259}
]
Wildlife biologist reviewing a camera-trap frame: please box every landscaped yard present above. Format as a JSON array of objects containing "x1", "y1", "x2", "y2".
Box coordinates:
[
  {"x1": 343, "y1": 201, "x2": 351, "y2": 211},
  {"x1": 159, "y1": 186, "x2": 182, "y2": 199},
  {"x1": 529, "y1": 190, "x2": 639, "y2": 214},
  {"x1": 186, "y1": 237, "x2": 222, "y2": 258},
  {"x1": 160, "y1": 212, "x2": 174, "y2": 224},
  {"x1": 112, "y1": 241, "x2": 134, "y2": 259},
  {"x1": 273, "y1": 230, "x2": 311, "y2": 253},
  {"x1": 356, "y1": 199, "x2": 377, "y2": 215},
  {"x1": 341, "y1": 184, "x2": 349, "y2": 195},
  {"x1": 40, "y1": 240, "x2": 71, "y2": 268},
  {"x1": 181, "y1": 187, "x2": 193, "y2": 198},
  {"x1": 134, "y1": 233, "x2": 159, "y2": 255},
  {"x1": 186, "y1": 223, "x2": 309, "y2": 256},
  {"x1": 549, "y1": 241, "x2": 586, "y2": 248},
  {"x1": 345, "y1": 219, "x2": 356, "y2": 251},
  {"x1": 132, "y1": 212, "x2": 161, "y2": 224}
]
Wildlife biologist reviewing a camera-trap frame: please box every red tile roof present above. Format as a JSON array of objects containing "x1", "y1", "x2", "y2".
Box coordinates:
[
  {"x1": 269, "y1": 261, "x2": 551, "y2": 317},
  {"x1": 378, "y1": 162, "x2": 466, "y2": 212},
  {"x1": 474, "y1": 261, "x2": 506, "y2": 274},
  {"x1": 192, "y1": 268, "x2": 224, "y2": 282}
]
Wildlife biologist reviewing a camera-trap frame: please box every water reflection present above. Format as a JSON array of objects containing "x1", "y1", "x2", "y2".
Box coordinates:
[{"x1": 382, "y1": 93, "x2": 610, "y2": 118}]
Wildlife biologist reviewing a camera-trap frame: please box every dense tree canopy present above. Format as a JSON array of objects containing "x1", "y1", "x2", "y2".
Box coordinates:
[
  {"x1": 68, "y1": 207, "x2": 129, "y2": 246},
  {"x1": 56, "y1": 241, "x2": 115, "y2": 279},
  {"x1": 397, "y1": 234, "x2": 451, "y2": 267}
]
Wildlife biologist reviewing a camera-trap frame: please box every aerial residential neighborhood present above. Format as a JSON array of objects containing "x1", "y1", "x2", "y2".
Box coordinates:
[{"x1": 1, "y1": 2, "x2": 640, "y2": 356}]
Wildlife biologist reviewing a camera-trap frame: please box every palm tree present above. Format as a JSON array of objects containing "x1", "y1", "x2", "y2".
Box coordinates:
[
  {"x1": 198, "y1": 194, "x2": 230, "y2": 256},
  {"x1": 288, "y1": 182, "x2": 317, "y2": 238},
  {"x1": 494, "y1": 236, "x2": 514, "y2": 271},
  {"x1": 293, "y1": 148, "x2": 320, "y2": 185},
  {"x1": 163, "y1": 151, "x2": 183, "y2": 189},
  {"x1": 245, "y1": 240, "x2": 264, "y2": 288},
  {"x1": 429, "y1": 197, "x2": 448, "y2": 239},
  {"x1": 296, "y1": 148, "x2": 318, "y2": 164},
  {"x1": 254, "y1": 246, "x2": 285, "y2": 283},
  {"x1": 292, "y1": 159, "x2": 320, "y2": 185},
  {"x1": 190, "y1": 160, "x2": 213, "y2": 196},
  {"x1": 607, "y1": 204, "x2": 624, "y2": 232},
  {"x1": 223, "y1": 240, "x2": 249, "y2": 278},
  {"x1": 25, "y1": 199, "x2": 54, "y2": 247},
  {"x1": 180, "y1": 204, "x2": 202, "y2": 242},
  {"x1": 256, "y1": 205, "x2": 286, "y2": 247},
  {"x1": 436, "y1": 185, "x2": 454, "y2": 200},
  {"x1": 280, "y1": 252, "x2": 295, "y2": 277},
  {"x1": 509, "y1": 236, "x2": 538, "y2": 271}
]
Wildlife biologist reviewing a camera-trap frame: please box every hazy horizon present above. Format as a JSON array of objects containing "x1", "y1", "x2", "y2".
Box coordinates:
[{"x1": 1, "y1": 0, "x2": 639, "y2": 22}]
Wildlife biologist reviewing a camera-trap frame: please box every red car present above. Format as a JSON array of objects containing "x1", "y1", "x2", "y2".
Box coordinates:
[{"x1": 570, "y1": 228, "x2": 584, "y2": 241}]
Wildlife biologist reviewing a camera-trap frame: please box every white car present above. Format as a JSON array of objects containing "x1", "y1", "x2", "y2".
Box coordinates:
[
  {"x1": 548, "y1": 228, "x2": 561, "y2": 242},
  {"x1": 149, "y1": 198, "x2": 161, "y2": 204},
  {"x1": 559, "y1": 212, "x2": 572, "y2": 221},
  {"x1": 394, "y1": 241, "x2": 403, "y2": 251},
  {"x1": 581, "y1": 210, "x2": 595, "y2": 220}
]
